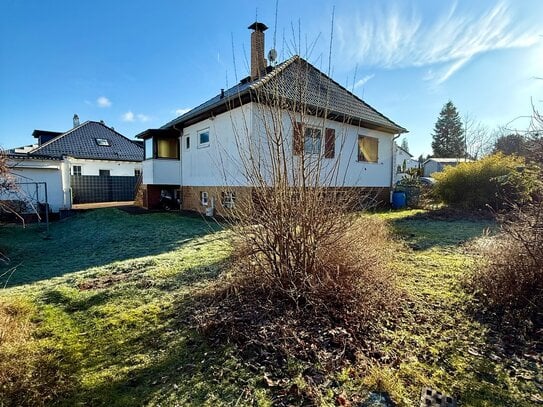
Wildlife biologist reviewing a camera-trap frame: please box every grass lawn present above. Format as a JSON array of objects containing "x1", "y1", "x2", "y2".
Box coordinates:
[{"x1": 1, "y1": 208, "x2": 541, "y2": 406}]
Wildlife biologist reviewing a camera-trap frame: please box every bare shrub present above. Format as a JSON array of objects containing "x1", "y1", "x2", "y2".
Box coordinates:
[
  {"x1": 196, "y1": 216, "x2": 399, "y2": 379},
  {"x1": 195, "y1": 56, "x2": 400, "y2": 393},
  {"x1": 0, "y1": 298, "x2": 78, "y2": 406}
]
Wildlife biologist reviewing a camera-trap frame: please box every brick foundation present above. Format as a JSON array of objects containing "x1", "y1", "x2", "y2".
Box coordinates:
[{"x1": 181, "y1": 185, "x2": 391, "y2": 216}]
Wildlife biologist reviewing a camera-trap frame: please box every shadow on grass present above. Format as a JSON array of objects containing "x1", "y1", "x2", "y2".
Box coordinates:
[
  {"x1": 388, "y1": 210, "x2": 495, "y2": 250},
  {"x1": 0, "y1": 208, "x2": 222, "y2": 287}
]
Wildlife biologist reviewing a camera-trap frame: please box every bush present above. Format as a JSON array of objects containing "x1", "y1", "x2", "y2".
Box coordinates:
[
  {"x1": 0, "y1": 298, "x2": 78, "y2": 406},
  {"x1": 470, "y1": 200, "x2": 543, "y2": 333},
  {"x1": 432, "y1": 153, "x2": 539, "y2": 210}
]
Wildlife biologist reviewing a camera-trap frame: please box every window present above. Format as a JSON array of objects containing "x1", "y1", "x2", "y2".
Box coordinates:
[
  {"x1": 186, "y1": 136, "x2": 190, "y2": 150},
  {"x1": 358, "y1": 136, "x2": 379, "y2": 163},
  {"x1": 135, "y1": 169, "x2": 142, "y2": 178},
  {"x1": 157, "y1": 138, "x2": 179, "y2": 159},
  {"x1": 198, "y1": 129, "x2": 210, "y2": 148},
  {"x1": 72, "y1": 165, "x2": 82, "y2": 176},
  {"x1": 200, "y1": 191, "x2": 208, "y2": 206},
  {"x1": 145, "y1": 138, "x2": 153, "y2": 159},
  {"x1": 221, "y1": 191, "x2": 236, "y2": 208},
  {"x1": 303, "y1": 127, "x2": 322, "y2": 155},
  {"x1": 99, "y1": 170, "x2": 110, "y2": 177},
  {"x1": 95, "y1": 138, "x2": 110, "y2": 146}
]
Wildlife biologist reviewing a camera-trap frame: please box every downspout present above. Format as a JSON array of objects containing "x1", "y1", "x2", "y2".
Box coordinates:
[{"x1": 390, "y1": 134, "x2": 401, "y2": 202}]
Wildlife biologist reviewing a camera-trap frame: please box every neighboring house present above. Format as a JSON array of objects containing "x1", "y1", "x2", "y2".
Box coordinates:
[
  {"x1": 4, "y1": 117, "x2": 143, "y2": 212},
  {"x1": 395, "y1": 144, "x2": 419, "y2": 181},
  {"x1": 137, "y1": 22, "x2": 407, "y2": 215},
  {"x1": 423, "y1": 157, "x2": 472, "y2": 177}
]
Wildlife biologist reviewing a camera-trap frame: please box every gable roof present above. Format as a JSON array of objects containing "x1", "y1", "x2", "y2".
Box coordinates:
[
  {"x1": 159, "y1": 56, "x2": 407, "y2": 134},
  {"x1": 27, "y1": 121, "x2": 143, "y2": 161}
]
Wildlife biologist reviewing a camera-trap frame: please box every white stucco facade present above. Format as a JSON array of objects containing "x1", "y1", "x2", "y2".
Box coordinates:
[{"x1": 144, "y1": 102, "x2": 398, "y2": 191}]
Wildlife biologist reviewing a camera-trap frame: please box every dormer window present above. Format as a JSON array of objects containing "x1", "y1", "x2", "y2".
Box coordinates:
[{"x1": 95, "y1": 138, "x2": 110, "y2": 146}]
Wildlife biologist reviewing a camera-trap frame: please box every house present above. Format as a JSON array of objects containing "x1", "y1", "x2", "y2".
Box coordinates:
[
  {"x1": 137, "y1": 22, "x2": 407, "y2": 215},
  {"x1": 395, "y1": 144, "x2": 419, "y2": 181},
  {"x1": 423, "y1": 157, "x2": 472, "y2": 177},
  {"x1": 4, "y1": 117, "x2": 143, "y2": 213}
]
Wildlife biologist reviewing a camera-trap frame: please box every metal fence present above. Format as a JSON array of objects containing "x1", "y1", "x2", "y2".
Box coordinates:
[{"x1": 71, "y1": 175, "x2": 138, "y2": 204}]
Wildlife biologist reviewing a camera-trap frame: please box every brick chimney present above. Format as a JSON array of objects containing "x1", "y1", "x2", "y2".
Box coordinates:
[{"x1": 248, "y1": 22, "x2": 268, "y2": 80}]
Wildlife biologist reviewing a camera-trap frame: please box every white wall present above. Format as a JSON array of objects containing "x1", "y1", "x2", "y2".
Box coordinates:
[
  {"x1": 67, "y1": 158, "x2": 142, "y2": 176},
  {"x1": 143, "y1": 159, "x2": 181, "y2": 185},
  {"x1": 179, "y1": 103, "x2": 396, "y2": 189},
  {"x1": 5, "y1": 159, "x2": 66, "y2": 212},
  {"x1": 181, "y1": 103, "x2": 253, "y2": 187}
]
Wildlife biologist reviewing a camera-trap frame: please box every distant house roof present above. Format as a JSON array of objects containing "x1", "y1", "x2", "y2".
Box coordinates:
[
  {"x1": 423, "y1": 157, "x2": 472, "y2": 164},
  {"x1": 396, "y1": 144, "x2": 413, "y2": 157},
  {"x1": 150, "y1": 55, "x2": 407, "y2": 137},
  {"x1": 10, "y1": 121, "x2": 143, "y2": 162}
]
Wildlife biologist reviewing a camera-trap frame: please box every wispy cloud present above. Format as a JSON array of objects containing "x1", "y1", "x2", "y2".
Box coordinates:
[
  {"x1": 354, "y1": 74, "x2": 375, "y2": 89},
  {"x1": 137, "y1": 113, "x2": 150, "y2": 122},
  {"x1": 97, "y1": 96, "x2": 112, "y2": 108},
  {"x1": 174, "y1": 108, "x2": 191, "y2": 116},
  {"x1": 122, "y1": 111, "x2": 150, "y2": 123},
  {"x1": 336, "y1": 1, "x2": 540, "y2": 84}
]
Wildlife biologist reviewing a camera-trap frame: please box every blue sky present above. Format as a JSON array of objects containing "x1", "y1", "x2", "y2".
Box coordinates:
[{"x1": 1, "y1": 0, "x2": 542, "y2": 157}]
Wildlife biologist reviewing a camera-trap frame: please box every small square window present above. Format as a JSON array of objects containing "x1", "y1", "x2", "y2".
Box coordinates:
[
  {"x1": 200, "y1": 191, "x2": 208, "y2": 206},
  {"x1": 99, "y1": 170, "x2": 110, "y2": 177},
  {"x1": 221, "y1": 191, "x2": 236, "y2": 209},
  {"x1": 186, "y1": 136, "x2": 190, "y2": 150},
  {"x1": 135, "y1": 169, "x2": 142, "y2": 178},
  {"x1": 198, "y1": 129, "x2": 210, "y2": 147},
  {"x1": 95, "y1": 138, "x2": 110, "y2": 146},
  {"x1": 72, "y1": 165, "x2": 82, "y2": 176}
]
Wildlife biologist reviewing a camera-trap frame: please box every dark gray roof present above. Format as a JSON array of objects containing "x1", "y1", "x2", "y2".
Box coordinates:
[
  {"x1": 161, "y1": 56, "x2": 407, "y2": 134},
  {"x1": 30, "y1": 121, "x2": 143, "y2": 161}
]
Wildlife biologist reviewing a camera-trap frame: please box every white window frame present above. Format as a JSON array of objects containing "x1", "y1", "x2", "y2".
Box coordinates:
[
  {"x1": 95, "y1": 138, "x2": 111, "y2": 146},
  {"x1": 197, "y1": 128, "x2": 210, "y2": 148},
  {"x1": 200, "y1": 191, "x2": 208, "y2": 206},
  {"x1": 72, "y1": 165, "x2": 82, "y2": 176},
  {"x1": 185, "y1": 135, "x2": 190, "y2": 150}
]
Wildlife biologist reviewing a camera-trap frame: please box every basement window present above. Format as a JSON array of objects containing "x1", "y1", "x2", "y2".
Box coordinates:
[
  {"x1": 221, "y1": 191, "x2": 236, "y2": 209},
  {"x1": 200, "y1": 191, "x2": 208, "y2": 206},
  {"x1": 358, "y1": 136, "x2": 379, "y2": 163},
  {"x1": 95, "y1": 138, "x2": 111, "y2": 146}
]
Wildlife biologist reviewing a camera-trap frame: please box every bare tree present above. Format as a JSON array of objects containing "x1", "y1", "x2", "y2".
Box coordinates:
[{"x1": 463, "y1": 113, "x2": 494, "y2": 159}]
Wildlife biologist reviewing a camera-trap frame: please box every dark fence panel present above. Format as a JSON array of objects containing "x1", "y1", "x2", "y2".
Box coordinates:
[{"x1": 71, "y1": 175, "x2": 137, "y2": 203}]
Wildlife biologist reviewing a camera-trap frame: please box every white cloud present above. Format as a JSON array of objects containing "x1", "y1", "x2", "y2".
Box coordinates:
[
  {"x1": 97, "y1": 96, "x2": 112, "y2": 108},
  {"x1": 174, "y1": 108, "x2": 191, "y2": 116},
  {"x1": 122, "y1": 111, "x2": 135, "y2": 122},
  {"x1": 122, "y1": 111, "x2": 151, "y2": 123},
  {"x1": 354, "y1": 74, "x2": 375, "y2": 89},
  {"x1": 336, "y1": 1, "x2": 540, "y2": 84}
]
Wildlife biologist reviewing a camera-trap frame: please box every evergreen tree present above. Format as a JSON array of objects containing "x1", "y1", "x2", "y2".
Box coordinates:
[{"x1": 431, "y1": 101, "x2": 465, "y2": 157}]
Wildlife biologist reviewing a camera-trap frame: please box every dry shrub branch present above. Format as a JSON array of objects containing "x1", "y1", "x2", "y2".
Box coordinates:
[
  {"x1": 471, "y1": 106, "x2": 543, "y2": 336},
  {"x1": 195, "y1": 57, "x2": 399, "y2": 381}
]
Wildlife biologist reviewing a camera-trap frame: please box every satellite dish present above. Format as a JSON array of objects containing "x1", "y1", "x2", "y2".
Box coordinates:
[{"x1": 268, "y1": 48, "x2": 277, "y2": 63}]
